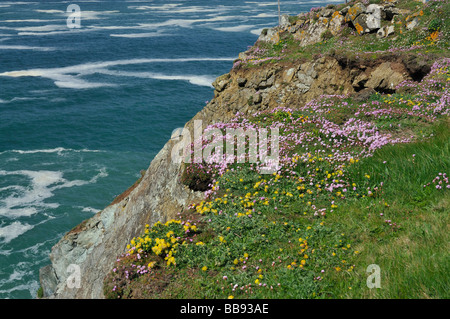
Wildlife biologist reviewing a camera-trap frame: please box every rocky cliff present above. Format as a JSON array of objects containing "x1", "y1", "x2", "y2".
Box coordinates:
[{"x1": 39, "y1": 0, "x2": 447, "y2": 298}]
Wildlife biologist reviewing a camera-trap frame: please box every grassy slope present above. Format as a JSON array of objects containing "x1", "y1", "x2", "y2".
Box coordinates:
[{"x1": 102, "y1": 0, "x2": 449, "y2": 299}]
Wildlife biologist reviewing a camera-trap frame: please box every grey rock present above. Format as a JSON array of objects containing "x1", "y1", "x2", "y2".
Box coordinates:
[
  {"x1": 39, "y1": 265, "x2": 58, "y2": 298},
  {"x1": 340, "y1": 6, "x2": 350, "y2": 16},
  {"x1": 377, "y1": 25, "x2": 395, "y2": 38},
  {"x1": 258, "y1": 27, "x2": 279, "y2": 44},
  {"x1": 212, "y1": 73, "x2": 231, "y2": 92},
  {"x1": 352, "y1": 11, "x2": 381, "y2": 35},
  {"x1": 280, "y1": 14, "x2": 290, "y2": 27},
  {"x1": 345, "y1": 2, "x2": 366, "y2": 23},
  {"x1": 321, "y1": 8, "x2": 334, "y2": 18},
  {"x1": 366, "y1": 62, "x2": 410, "y2": 92},
  {"x1": 406, "y1": 17, "x2": 419, "y2": 30},
  {"x1": 40, "y1": 139, "x2": 204, "y2": 298},
  {"x1": 237, "y1": 77, "x2": 247, "y2": 87}
]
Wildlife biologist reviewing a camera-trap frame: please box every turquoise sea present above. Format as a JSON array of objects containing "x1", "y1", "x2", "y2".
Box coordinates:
[{"x1": 0, "y1": 0, "x2": 335, "y2": 299}]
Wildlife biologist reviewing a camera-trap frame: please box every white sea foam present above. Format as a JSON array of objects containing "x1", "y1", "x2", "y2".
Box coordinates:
[
  {"x1": 0, "y1": 57, "x2": 233, "y2": 89},
  {"x1": 253, "y1": 13, "x2": 278, "y2": 18},
  {"x1": 91, "y1": 15, "x2": 240, "y2": 32},
  {"x1": 110, "y1": 32, "x2": 168, "y2": 38},
  {"x1": 15, "y1": 24, "x2": 66, "y2": 32},
  {"x1": 251, "y1": 27, "x2": 267, "y2": 36},
  {"x1": 34, "y1": 9, "x2": 64, "y2": 14},
  {"x1": 81, "y1": 207, "x2": 100, "y2": 213},
  {"x1": 166, "y1": 7, "x2": 222, "y2": 14},
  {"x1": 0, "y1": 147, "x2": 104, "y2": 155},
  {"x1": 0, "y1": 281, "x2": 39, "y2": 297},
  {"x1": 18, "y1": 28, "x2": 94, "y2": 36},
  {"x1": 53, "y1": 76, "x2": 116, "y2": 89},
  {"x1": 245, "y1": 1, "x2": 278, "y2": 7},
  {"x1": 98, "y1": 69, "x2": 215, "y2": 87},
  {"x1": 0, "y1": 168, "x2": 107, "y2": 219},
  {"x1": 34, "y1": 9, "x2": 119, "y2": 20},
  {"x1": 0, "y1": 222, "x2": 33, "y2": 244},
  {"x1": 0, "y1": 248, "x2": 12, "y2": 256},
  {"x1": 3, "y1": 19, "x2": 56, "y2": 23},
  {"x1": 0, "y1": 45, "x2": 56, "y2": 51},
  {"x1": 0, "y1": 207, "x2": 38, "y2": 218},
  {"x1": 212, "y1": 25, "x2": 257, "y2": 32},
  {"x1": 129, "y1": 4, "x2": 182, "y2": 11}
]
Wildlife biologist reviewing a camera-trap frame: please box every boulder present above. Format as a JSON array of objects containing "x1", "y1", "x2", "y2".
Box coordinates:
[
  {"x1": 258, "y1": 27, "x2": 280, "y2": 44},
  {"x1": 353, "y1": 14, "x2": 378, "y2": 34},
  {"x1": 352, "y1": 4, "x2": 382, "y2": 35},
  {"x1": 377, "y1": 24, "x2": 395, "y2": 38},
  {"x1": 366, "y1": 62, "x2": 410, "y2": 92},
  {"x1": 329, "y1": 11, "x2": 345, "y2": 35},
  {"x1": 345, "y1": 2, "x2": 366, "y2": 23},
  {"x1": 282, "y1": 68, "x2": 296, "y2": 83},
  {"x1": 296, "y1": 17, "x2": 329, "y2": 46},
  {"x1": 366, "y1": 4, "x2": 383, "y2": 28},
  {"x1": 280, "y1": 14, "x2": 290, "y2": 27},
  {"x1": 340, "y1": 6, "x2": 350, "y2": 16},
  {"x1": 321, "y1": 8, "x2": 335, "y2": 18},
  {"x1": 212, "y1": 73, "x2": 231, "y2": 92},
  {"x1": 39, "y1": 265, "x2": 58, "y2": 298}
]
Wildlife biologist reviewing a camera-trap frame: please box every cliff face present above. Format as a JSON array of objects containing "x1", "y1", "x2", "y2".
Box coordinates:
[
  {"x1": 39, "y1": 140, "x2": 204, "y2": 298},
  {"x1": 39, "y1": 0, "x2": 441, "y2": 298}
]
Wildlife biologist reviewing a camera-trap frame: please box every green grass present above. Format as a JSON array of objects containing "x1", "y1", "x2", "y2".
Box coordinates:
[
  {"x1": 104, "y1": 115, "x2": 449, "y2": 299},
  {"x1": 235, "y1": 0, "x2": 449, "y2": 70},
  {"x1": 325, "y1": 119, "x2": 450, "y2": 298},
  {"x1": 102, "y1": 0, "x2": 450, "y2": 299}
]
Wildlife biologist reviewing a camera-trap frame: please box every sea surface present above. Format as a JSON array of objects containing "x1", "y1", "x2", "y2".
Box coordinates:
[{"x1": 0, "y1": 0, "x2": 335, "y2": 299}]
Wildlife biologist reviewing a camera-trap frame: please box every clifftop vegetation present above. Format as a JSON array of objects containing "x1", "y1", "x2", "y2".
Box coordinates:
[{"x1": 101, "y1": 0, "x2": 449, "y2": 299}]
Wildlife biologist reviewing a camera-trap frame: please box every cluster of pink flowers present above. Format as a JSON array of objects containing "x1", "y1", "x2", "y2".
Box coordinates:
[
  {"x1": 424, "y1": 173, "x2": 450, "y2": 189},
  {"x1": 184, "y1": 57, "x2": 449, "y2": 199}
]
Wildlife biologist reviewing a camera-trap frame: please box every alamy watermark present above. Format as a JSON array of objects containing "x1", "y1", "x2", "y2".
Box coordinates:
[
  {"x1": 170, "y1": 120, "x2": 280, "y2": 174},
  {"x1": 366, "y1": 264, "x2": 381, "y2": 289},
  {"x1": 66, "y1": 264, "x2": 81, "y2": 289},
  {"x1": 66, "y1": 4, "x2": 81, "y2": 29}
]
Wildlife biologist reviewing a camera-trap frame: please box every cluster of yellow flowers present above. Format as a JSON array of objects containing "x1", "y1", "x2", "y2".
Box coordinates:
[
  {"x1": 126, "y1": 219, "x2": 184, "y2": 267},
  {"x1": 195, "y1": 200, "x2": 216, "y2": 214},
  {"x1": 285, "y1": 236, "x2": 310, "y2": 270}
]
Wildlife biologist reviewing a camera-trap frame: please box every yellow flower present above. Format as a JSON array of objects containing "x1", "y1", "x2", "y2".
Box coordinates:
[
  {"x1": 228, "y1": 295, "x2": 234, "y2": 299},
  {"x1": 202, "y1": 266, "x2": 208, "y2": 271}
]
